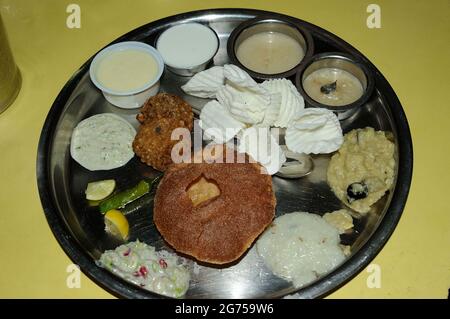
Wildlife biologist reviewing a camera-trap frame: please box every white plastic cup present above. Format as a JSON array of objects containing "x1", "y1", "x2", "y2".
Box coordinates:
[
  {"x1": 89, "y1": 41, "x2": 164, "y2": 109},
  {"x1": 156, "y1": 23, "x2": 219, "y2": 76}
]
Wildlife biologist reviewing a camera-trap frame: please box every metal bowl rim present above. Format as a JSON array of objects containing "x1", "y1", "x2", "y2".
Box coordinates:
[
  {"x1": 226, "y1": 15, "x2": 315, "y2": 80},
  {"x1": 295, "y1": 51, "x2": 376, "y2": 112}
]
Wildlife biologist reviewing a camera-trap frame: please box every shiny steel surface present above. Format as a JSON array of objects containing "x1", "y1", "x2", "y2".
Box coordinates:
[{"x1": 36, "y1": 9, "x2": 412, "y2": 299}]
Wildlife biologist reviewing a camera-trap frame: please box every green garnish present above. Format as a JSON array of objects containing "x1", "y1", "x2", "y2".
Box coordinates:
[{"x1": 98, "y1": 177, "x2": 160, "y2": 214}]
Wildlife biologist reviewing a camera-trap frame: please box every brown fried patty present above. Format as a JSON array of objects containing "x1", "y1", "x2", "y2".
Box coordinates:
[
  {"x1": 153, "y1": 146, "x2": 276, "y2": 264},
  {"x1": 133, "y1": 93, "x2": 193, "y2": 171}
]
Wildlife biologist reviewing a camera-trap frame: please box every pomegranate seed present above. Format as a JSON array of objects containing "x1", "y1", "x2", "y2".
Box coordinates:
[
  {"x1": 159, "y1": 259, "x2": 167, "y2": 269},
  {"x1": 139, "y1": 266, "x2": 148, "y2": 277},
  {"x1": 123, "y1": 248, "x2": 131, "y2": 256}
]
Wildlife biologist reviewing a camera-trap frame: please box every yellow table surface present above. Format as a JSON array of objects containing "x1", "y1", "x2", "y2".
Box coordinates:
[{"x1": 0, "y1": 0, "x2": 448, "y2": 298}]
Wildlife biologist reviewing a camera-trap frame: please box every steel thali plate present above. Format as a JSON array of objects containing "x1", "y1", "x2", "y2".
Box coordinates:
[{"x1": 36, "y1": 9, "x2": 413, "y2": 298}]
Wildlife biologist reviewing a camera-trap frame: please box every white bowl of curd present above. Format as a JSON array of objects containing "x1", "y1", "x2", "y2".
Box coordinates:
[{"x1": 156, "y1": 23, "x2": 219, "y2": 76}]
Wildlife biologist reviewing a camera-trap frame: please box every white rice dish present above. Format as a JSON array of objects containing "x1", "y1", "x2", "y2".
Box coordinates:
[
  {"x1": 70, "y1": 113, "x2": 136, "y2": 171},
  {"x1": 256, "y1": 212, "x2": 345, "y2": 288}
]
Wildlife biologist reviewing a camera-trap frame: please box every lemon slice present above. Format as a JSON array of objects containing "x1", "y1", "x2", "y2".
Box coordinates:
[
  {"x1": 85, "y1": 179, "x2": 116, "y2": 201},
  {"x1": 104, "y1": 209, "x2": 129, "y2": 240}
]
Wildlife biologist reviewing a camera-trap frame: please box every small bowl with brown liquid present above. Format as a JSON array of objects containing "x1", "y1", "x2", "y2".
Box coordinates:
[{"x1": 227, "y1": 16, "x2": 314, "y2": 81}]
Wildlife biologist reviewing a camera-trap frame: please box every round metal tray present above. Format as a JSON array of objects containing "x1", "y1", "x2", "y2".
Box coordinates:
[{"x1": 36, "y1": 9, "x2": 413, "y2": 298}]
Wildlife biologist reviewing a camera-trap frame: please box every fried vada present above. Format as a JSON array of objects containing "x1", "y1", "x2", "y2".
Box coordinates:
[{"x1": 133, "y1": 93, "x2": 193, "y2": 171}]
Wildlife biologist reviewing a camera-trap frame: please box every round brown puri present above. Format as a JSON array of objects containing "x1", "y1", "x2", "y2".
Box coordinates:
[{"x1": 153, "y1": 146, "x2": 276, "y2": 264}]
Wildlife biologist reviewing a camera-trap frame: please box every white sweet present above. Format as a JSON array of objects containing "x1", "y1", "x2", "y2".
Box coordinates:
[
  {"x1": 261, "y1": 78, "x2": 305, "y2": 128},
  {"x1": 257, "y1": 212, "x2": 346, "y2": 288},
  {"x1": 181, "y1": 66, "x2": 225, "y2": 98},
  {"x1": 237, "y1": 126, "x2": 286, "y2": 175},
  {"x1": 216, "y1": 84, "x2": 269, "y2": 124},
  {"x1": 199, "y1": 100, "x2": 245, "y2": 144},
  {"x1": 285, "y1": 108, "x2": 343, "y2": 154}
]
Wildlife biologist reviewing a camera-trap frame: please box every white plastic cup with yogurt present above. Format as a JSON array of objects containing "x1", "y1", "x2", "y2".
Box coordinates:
[
  {"x1": 89, "y1": 41, "x2": 164, "y2": 109},
  {"x1": 156, "y1": 23, "x2": 219, "y2": 76}
]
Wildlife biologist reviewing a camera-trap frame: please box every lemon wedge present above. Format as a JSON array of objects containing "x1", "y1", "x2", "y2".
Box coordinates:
[
  {"x1": 104, "y1": 209, "x2": 129, "y2": 240},
  {"x1": 85, "y1": 179, "x2": 116, "y2": 201}
]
